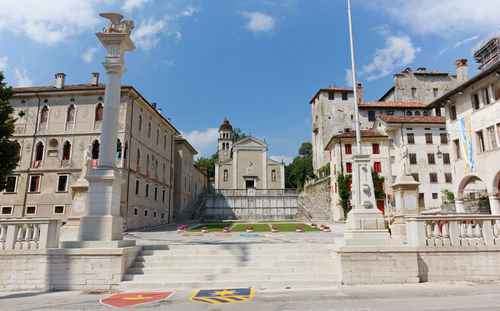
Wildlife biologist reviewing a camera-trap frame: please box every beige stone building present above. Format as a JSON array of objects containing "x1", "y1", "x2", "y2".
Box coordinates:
[
  {"x1": 0, "y1": 73, "x2": 183, "y2": 230},
  {"x1": 173, "y1": 137, "x2": 207, "y2": 218},
  {"x1": 214, "y1": 119, "x2": 285, "y2": 190}
]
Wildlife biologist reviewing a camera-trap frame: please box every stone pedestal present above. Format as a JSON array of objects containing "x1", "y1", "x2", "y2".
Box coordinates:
[
  {"x1": 455, "y1": 199, "x2": 465, "y2": 213},
  {"x1": 489, "y1": 195, "x2": 500, "y2": 215},
  {"x1": 390, "y1": 175, "x2": 420, "y2": 242},
  {"x1": 343, "y1": 154, "x2": 390, "y2": 246},
  {"x1": 60, "y1": 178, "x2": 88, "y2": 241}
]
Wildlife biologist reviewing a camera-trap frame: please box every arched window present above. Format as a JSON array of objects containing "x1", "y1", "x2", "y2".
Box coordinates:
[
  {"x1": 155, "y1": 159, "x2": 158, "y2": 177},
  {"x1": 40, "y1": 105, "x2": 49, "y2": 124},
  {"x1": 92, "y1": 140, "x2": 100, "y2": 159},
  {"x1": 405, "y1": 111, "x2": 413, "y2": 116},
  {"x1": 423, "y1": 111, "x2": 429, "y2": 116},
  {"x1": 162, "y1": 164, "x2": 166, "y2": 180},
  {"x1": 163, "y1": 135, "x2": 167, "y2": 150},
  {"x1": 66, "y1": 104, "x2": 75, "y2": 124},
  {"x1": 148, "y1": 122, "x2": 151, "y2": 139},
  {"x1": 95, "y1": 103, "x2": 103, "y2": 121},
  {"x1": 116, "y1": 139, "x2": 122, "y2": 162},
  {"x1": 35, "y1": 142, "x2": 44, "y2": 161},
  {"x1": 138, "y1": 115, "x2": 142, "y2": 132},
  {"x1": 271, "y1": 170, "x2": 277, "y2": 182},
  {"x1": 146, "y1": 154, "x2": 150, "y2": 173},
  {"x1": 62, "y1": 141, "x2": 71, "y2": 161},
  {"x1": 414, "y1": 111, "x2": 421, "y2": 116},
  {"x1": 223, "y1": 169, "x2": 229, "y2": 181},
  {"x1": 156, "y1": 129, "x2": 159, "y2": 145}
]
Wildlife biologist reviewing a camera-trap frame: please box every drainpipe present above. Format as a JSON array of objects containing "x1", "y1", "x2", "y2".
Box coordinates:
[{"x1": 21, "y1": 93, "x2": 42, "y2": 216}]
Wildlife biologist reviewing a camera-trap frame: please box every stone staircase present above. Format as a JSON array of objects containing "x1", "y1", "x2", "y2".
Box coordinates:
[
  {"x1": 299, "y1": 197, "x2": 331, "y2": 221},
  {"x1": 120, "y1": 243, "x2": 340, "y2": 290},
  {"x1": 173, "y1": 198, "x2": 203, "y2": 224}
]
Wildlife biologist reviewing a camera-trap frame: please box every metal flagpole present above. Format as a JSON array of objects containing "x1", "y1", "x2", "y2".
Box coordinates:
[{"x1": 347, "y1": 0, "x2": 361, "y2": 154}]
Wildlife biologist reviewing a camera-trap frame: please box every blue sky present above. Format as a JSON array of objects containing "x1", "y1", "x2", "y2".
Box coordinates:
[{"x1": 0, "y1": 0, "x2": 498, "y2": 162}]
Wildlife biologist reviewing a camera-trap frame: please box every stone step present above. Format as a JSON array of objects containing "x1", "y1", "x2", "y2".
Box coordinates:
[
  {"x1": 123, "y1": 272, "x2": 339, "y2": 282},
  {"x1": 141, "y1": 244, "x2": 335, "y2": 251},
  {"x1": 135, "y1": 254, "x2": 333, "y2": 262},
  {"x1": 131, "y1": 260, "x2": 336, "y2": 268},
  {"x1": 119, "y1": 280, "x2": 341, "y2": 291},
  {"x1": 127, "y1": 266, "x2": 337, "y2": 275},
  {"x1": 139, "y1": 249, "x2": 332, "y2": 256}
]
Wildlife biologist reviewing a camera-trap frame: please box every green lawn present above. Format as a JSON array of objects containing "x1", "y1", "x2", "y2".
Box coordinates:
[
  {"x1": 188, "y1": 223, "x2": 233, "y2": 232},
  {"x1": 231, "y1": 223, "x2": 271, "y2": 232},
  {"x1": 271, "y1": 223, "x2": 322, "y2": 232}
]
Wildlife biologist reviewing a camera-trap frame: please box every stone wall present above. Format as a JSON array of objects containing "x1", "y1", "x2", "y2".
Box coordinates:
[
  {"x1": 204, "y1": 193, "x2": 299, "y2": 221},
  {"x1": 302, "y1": 176, "x2": 331, "y2": 216},
  {"x1": 0, "y1": 246, "x2": 141, "y2": 291},
  {"x1": 333, "y1": 245, "x2": 500, "y2": 285}
]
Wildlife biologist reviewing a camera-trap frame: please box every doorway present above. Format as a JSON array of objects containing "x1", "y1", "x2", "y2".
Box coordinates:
[{"x1": 245, "y1": 179, "x2": 255, "y2": 189}]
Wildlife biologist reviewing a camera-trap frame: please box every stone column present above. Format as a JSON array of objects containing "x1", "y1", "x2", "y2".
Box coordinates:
[
  {"x1": 280, "y1": 164, "x2": 285, "y2": 189},
  {"x1": 489, "y1": 194, "x2": 500, "y2": 215},
  {"x1": 455, "y1": 199, "x2": 465, "y2": 213},
  {"x1": 214, "y1": 163, "x2": 219, "y2": 190},
  {"x1": 64, "y1": 14, "x2": 136, "y2": 248},
  {"x1": 343, "y1": 154, "x2": 390, "y2": 245},
  {"x1": 262, "y1": 151, "x2": 267, "y2": 189},
  {"x1": 233, "y1": 151, "x2": 238, "y2": 189}
]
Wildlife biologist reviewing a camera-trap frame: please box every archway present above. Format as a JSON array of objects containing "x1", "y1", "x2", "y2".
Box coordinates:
[{"x1": 456, "y1": 174, "x2": 489, "y2": 213}]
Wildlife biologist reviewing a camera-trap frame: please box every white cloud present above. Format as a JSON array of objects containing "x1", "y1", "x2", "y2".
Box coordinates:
[
  {"x1": 181, "y1": 128, "x2": 219, "y2": 158},
  {"x1": 0, "y1": 0, "x2": 100, "y2": 45},
  {"x1": 131, "y1": 18, "x2": 166, "y2": 51},
  {"x1": 14, "y1": 67, "x2": 33, "y2": 87},
  {"x1": 0, "y1": 56, "x2": 8, "y2": 71},
  {"x1": 361, "y1": 33, "x2": 421, "y2": 81},
  {"x1": 181, "y1": 6, "x2": 198, "y2": 17},
  {"x1": 82, "y1": 46, "x2": 99, "y2": 64},
  {"x1": 122, "y1": 0, "x2": 152, "y2": 12},
  {"x1": 439, "y1": 35, "x2": 479, "y2": 56},
  {"x1": 369, "y1": 0, "x2": 500, "y2": 36},
  {"x1": 345, "y1": 69, "x2": 353, "y2": 88},
  {"x1": 242, "y1": 11, "x2": 276, "y2": 33},
  {"x1": 269, "y1": 155, "x2": 293, "y2": 165}
]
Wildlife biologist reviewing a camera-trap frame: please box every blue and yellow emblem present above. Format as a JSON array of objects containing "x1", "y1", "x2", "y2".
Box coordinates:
[{"x1": 190, "y1": 288, "x2": 254, "y2": 305}]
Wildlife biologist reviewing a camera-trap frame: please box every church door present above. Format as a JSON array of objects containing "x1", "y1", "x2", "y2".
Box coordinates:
[{"x1": 245, "y1": 179, "x2": 255, "y2": 189}]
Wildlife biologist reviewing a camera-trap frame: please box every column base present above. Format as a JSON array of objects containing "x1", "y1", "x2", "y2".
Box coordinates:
[
  {"x1": 78, "y1": 215, "x2": 125, "y2": 241},
  {"x1": 344, "y1": 210, "x2": 391, "y2": 245},
  {"x1": 60, "y1": 239, "x2": 136, "y2": 248}
]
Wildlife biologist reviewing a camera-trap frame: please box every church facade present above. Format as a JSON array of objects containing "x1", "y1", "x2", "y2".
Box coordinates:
[{"x1": 214, "y1": 119, "x2": 285, "y2": 190}]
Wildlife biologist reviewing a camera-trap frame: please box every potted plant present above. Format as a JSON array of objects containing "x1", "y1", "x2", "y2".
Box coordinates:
[
  {"x1": 246, "y1": 226, "x2": 254, "y2": 233},
  {"x1": 271, "y1": 226, "x2": 279, "y2": 233},
  {"x1": 177, "y1": 226, "x2": 185, "y2": 233},
  {"x1": 223, "y1": 226, "x2": 231, "y2": 233},
  {"x1": 323, "y1": 226, "x2": 331, "y2": 232},
  {"x1": 310, "y1": 223, "x2": 317, "y2": 229},
  {"x1": 201, "y1": 226, "x2": 209, "y2": 233},
  {"x1": 296, "y1": 226, "x2": 303, "y2": 232}
]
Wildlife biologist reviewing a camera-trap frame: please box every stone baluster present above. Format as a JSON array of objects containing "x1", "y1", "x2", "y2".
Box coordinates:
[
  {"x1": 32, "y1": 224, "x2": 40, "y2": 248},
  {"x1": 426, "y1": 221, "x2": 433, "y2": 246},
  {"x1": 442, "y1": 221, "x2": 451, "y2": 246},
  {"x1": 494, "y1": 221, "x2": 500, "y2": 245},
  {"x1": 22, "y1": 224, "x2": 32, "y2": 249},
  {"x1": 473, "y1": 221, "x2": 483, "y2": 246},
  {"x1": 0, "y1": 224, "x2": 5, "y2": 249},
  {"x1": 15, "y1": 225, "x2": 24, "y2": 249},
  {"x1": 433, "y1": 221, "x2": 443, "y2": 246},
  {"x1": 460, "y1": 221, "x2": 467, "y2": 246},
  {"x1": 466, "y1": 221, "x2": 474, "y2": 246}
]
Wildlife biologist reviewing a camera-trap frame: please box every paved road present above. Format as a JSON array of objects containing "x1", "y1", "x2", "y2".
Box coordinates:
[{"x1": 3, "y1": 282, "x2": 500, "y2": 311}]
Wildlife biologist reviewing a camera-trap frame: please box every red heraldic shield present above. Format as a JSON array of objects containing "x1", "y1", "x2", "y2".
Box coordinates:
[{"x1": 100, "y1": 292, "x2": 174, "y2": 308}]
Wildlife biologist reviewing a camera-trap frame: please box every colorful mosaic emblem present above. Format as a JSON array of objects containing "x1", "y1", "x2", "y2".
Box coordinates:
[
  {"x1": 100, "y1": 292, "x2": 174, "y2": 308},
  {"x1": 190, "y1": 288, "x2": 254, "y2": 305}
]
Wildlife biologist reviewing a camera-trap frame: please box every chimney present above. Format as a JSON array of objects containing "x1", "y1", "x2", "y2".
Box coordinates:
[
  {"x1": 417, "y1": 67, "x2": 426, "y2": 73},
  {"x1": 455, "y1": 59, "x2": 469, "y2": 83},
  {"x1": 356, "y1": 83, "x2": 362, "y2": 102},
  {"x1": 91, "y1": 72, "x2": 99, "y2": 85},
  {"x1": 158, "y1": 108, "x2": 162, "y2": 115},
  {"x1": 151, "y1": 102, "x2": 157, "y2": 109},
  {"x1": 54, "y1": 73, "x2": 66, "y2": 89},
  {"x1": 167, "y1": 117, "x2": 172, "y2": 123}
]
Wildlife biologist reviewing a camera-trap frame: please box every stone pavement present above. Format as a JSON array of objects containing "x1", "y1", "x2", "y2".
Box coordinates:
[{"x1": 2, "y1": 282, "x2": 500, "y2": 310}]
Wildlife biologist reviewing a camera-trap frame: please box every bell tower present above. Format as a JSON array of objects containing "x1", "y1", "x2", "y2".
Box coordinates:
[{"x1": 218, "y1": 119, "x2": 233, "y2": 162}]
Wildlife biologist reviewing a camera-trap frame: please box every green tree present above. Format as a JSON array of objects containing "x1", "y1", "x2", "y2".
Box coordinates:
[
  {"x1": 0, "y1": 72, "x2": 19, "y2": 191},
  {"x1": 232, "y1": 128, "x2": 247, "y2": 143},
  {"x1": 336, "y1": 165, "x2": 352, "y2": 218},
  {"x1": 195, "y1": 152, "x2": 218, "y2": 178},
  {"x1": 371, "y1": 170, "x2": 386, "y2": 200},
  {"x1": 285, "y1": 142, "x2": 313, "y2": 191}
]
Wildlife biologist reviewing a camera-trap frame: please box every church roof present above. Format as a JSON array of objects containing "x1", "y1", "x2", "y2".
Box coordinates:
[{"x1": 219, "y1": 119, "x2": 232, "y2": 131}]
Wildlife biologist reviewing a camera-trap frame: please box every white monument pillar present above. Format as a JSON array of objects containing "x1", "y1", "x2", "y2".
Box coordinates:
[{"x1": 65, "y1": 13, "x2": 135, "y2": 248}]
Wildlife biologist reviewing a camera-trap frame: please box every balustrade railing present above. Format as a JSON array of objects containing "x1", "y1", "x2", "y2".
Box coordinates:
[
  {"x1": 205, "y1": 189, "x2": 298, "y2": 196},
  {"x1": 0, "y1": 217, "x2": 62, "y2": 250},
  {"x1": 406, "y1": 214, "x2": 500, "y2": 247}
]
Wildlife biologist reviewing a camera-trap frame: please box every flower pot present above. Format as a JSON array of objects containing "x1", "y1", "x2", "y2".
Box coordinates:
[
  {"x1": 201, "y1": 229, "x2": 209, "y2": 233},
  {"x1": 296, "y1": 227, "x2": 303, "y2": 232},
  {"x1": 310, "y1": 224, "x2": 317, "y2": 229},
  {"x1": 271, "y1": 227, "x2": 279, "y2": 233},
  {"x1": 323, "y1": 226, "x2": 331, "y2": 232}
]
